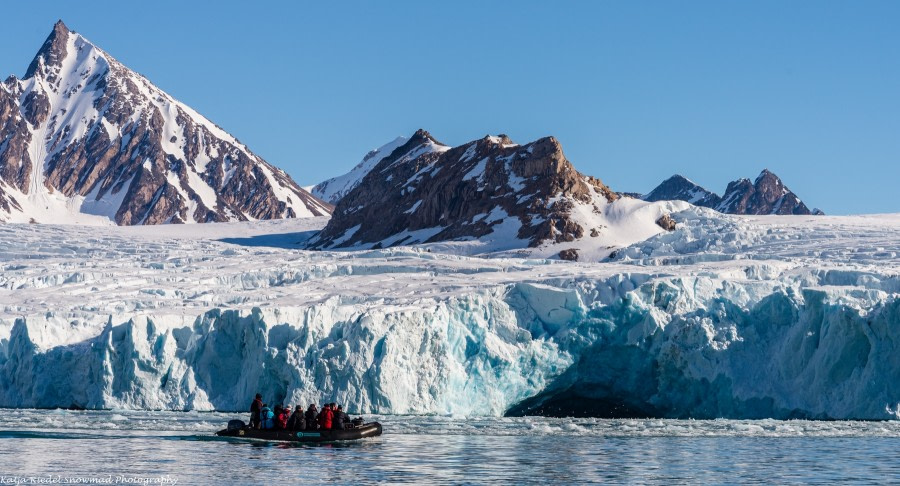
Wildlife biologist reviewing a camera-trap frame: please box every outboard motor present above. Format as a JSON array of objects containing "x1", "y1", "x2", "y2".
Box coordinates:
[{"x1": 227, "y1": 419, "x2": 246, "y2": 431}]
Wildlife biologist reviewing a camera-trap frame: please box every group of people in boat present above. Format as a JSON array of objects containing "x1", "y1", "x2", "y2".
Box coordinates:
[{"x1": 248, "y1": 393, "x2": 360, "y2": 431}]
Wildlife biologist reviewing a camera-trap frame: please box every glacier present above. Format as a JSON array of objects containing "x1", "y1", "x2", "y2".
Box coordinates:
[{"x1": 1, "y1": 210, "x2": 900, "y2": 419}]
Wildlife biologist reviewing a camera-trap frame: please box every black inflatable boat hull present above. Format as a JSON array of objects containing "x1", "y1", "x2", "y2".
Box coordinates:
[{"x1": 216, "y1": 422, "x2": 383, "y2": 442}]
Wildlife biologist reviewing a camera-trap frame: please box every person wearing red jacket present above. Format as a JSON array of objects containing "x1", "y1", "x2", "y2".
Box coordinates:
[
  {"x1": 318, "y1": 403, "x2": 334, "y2": 430},
  {"x1": 275, "y1": 405, "x2": 289, "y2": 429}
]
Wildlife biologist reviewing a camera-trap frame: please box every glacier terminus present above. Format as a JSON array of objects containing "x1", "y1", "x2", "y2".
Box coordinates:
[{"x1": 1, "y1": 209, "x2": 899, "y2": 420}]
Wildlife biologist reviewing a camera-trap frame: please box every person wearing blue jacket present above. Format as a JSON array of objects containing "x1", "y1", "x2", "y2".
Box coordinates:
[{"x1": 259, "y1": 404, "x2": 275, "y2": 430}]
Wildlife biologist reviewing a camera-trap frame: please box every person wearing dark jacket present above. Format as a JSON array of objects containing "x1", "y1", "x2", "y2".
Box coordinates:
[
  {"x1": 288, "y1": 405, "x2": 306, "y2": 431},
  {"x1": 333, "y1": 405, "x2": 348, "y2": 430},
  {"x1": 305, "y1": 404, "x2": 318, "y2": 430},
  {"x1": 249, "y1": 393, "x2": 263, "y2": 429}
]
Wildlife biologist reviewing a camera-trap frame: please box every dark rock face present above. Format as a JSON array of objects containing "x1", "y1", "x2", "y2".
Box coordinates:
[
  {"x1": 643, "y1": 175, "x2": 721, "y2": 208},
  {"x1": 558, "y1": 248, "x2": 579, "y2": 261},
  {"x1": 311, "y1": 131, "x2": 617, "y2": 250},
  {"x1": 655, "y1": 214, "x2": 676, "y2": 231},
  {"x1": 643, "y1": 170, "x2": 818, "y2": 215},
  {"x1": 0, "y1": 21, "x2": 331, "y2": 224},
  {"x1": 715, "y1": 170, "x2": 813, "y2": 215},
  {"x1": 24, "y1": 21, "x2": 69, "y2": 80}
]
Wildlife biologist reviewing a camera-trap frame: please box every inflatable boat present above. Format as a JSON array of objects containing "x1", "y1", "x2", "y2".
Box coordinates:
[{"x1": 215, "y1": 419, "x2": 382, "y2": 442}]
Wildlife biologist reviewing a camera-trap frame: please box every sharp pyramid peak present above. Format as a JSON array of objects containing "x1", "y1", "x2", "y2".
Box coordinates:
[
  {"x1": 407, "y1": 128, "x2": 448, "y2": 147},
  {"x1": 754, "y1": 168, "x2": 781, "y2": 184},
  {"x1": 0, "y1": 20, "x2": 332, "y2": 225},
  {"x1": 664, "y1": 174, "x2": 696, "y2": 184},
  {"x1": 24, "y1": 20, "x2": 75, "y2": 79},
  {"x1": 53, "y1": 19, "x2": 70, "y2": 35},
  {"x1": 411, "y1": 128, "x2": 446, "y2": 146}
]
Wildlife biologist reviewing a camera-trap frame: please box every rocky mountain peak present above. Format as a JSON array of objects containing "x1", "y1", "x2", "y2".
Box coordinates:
[
  {"x1": 755, "y1": 168, "x2": 775, "y2": 181},
  {"x1": 644, "y1": 174, "x2": 721, "y2": 208},
  {"x1": 311, "y1": 129, "x2": 450, "y2": 205},
  {"x1": 0, "y1": 21, "x2": 331, "y2": 224},
  {"x1": 723, "y1": 178, "x2": 753, "y2": 194},
  {"x1": 24, "y1": 20, "x2": 71, "y2": 80},
  {"x1": 311, "y1": 131, "x2": 618, "y2": 252},
  {"x1": 641, "y1": 169, "x2": 818, "y2": 215},
  {"x1": 663, "y1": 174, "x2": 691, "y2": 185},
  {"x1": 480, "y1": 133, "x2": 515, "y2": 146},
  {"x1": 412, "y1": 128, "x2": 441, "y2": 144},
  {"x1": 715, "y1": 170, "x2": 812, "y2": 215},
  {"x1": 754, "y1": 169, "x2": 784, "y2": 195}
]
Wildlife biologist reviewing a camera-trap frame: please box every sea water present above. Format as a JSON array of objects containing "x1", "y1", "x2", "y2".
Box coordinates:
[{"x1": 1, "y1": 409, "x2": 899, "y2": 484}]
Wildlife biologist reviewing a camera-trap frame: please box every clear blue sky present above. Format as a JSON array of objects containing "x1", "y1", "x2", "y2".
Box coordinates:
[{"x1": 1, "y1": 1, "x2": 898, "y2": 214}]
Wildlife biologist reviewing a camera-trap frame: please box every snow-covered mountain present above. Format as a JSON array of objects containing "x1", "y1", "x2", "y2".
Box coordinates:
[
  {"x1": 643, "y1": 170, "x2": 819, "y2": 215},
  {"x1": 643, "y1": 174, "x2": 722, "y2": 208},
  {"x1": 0, "y1": 21, "x2": 331, "y2": 224},
  {"x1": 311, "y1": 135, "x2": 413, "y2": 205},
  {"x1": 311, "y1": 130, "x2": 685, "y2": 261}
]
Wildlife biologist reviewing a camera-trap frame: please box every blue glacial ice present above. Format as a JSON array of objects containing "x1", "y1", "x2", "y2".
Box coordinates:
[{"x1": 1, "y1": 213, "x2": 899, "y2": 419}]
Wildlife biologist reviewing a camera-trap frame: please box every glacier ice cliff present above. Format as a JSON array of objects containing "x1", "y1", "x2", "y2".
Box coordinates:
[{"x1": 1, "y1": 214, "x2": 900, "y2": 419}]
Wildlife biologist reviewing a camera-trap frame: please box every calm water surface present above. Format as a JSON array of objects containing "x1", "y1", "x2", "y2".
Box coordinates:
[{"x1": 1, "y1": 410, "x2": 899, "y2": 484}]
